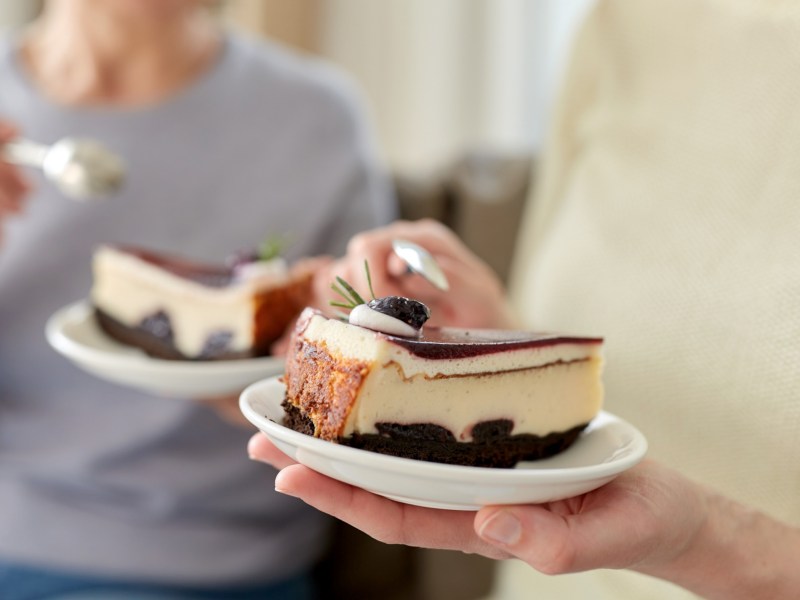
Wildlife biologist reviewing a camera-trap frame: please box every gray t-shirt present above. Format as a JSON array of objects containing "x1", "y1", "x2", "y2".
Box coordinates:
[{"x1": 0, "y1": 31, "x2": 394, "y2": 586}]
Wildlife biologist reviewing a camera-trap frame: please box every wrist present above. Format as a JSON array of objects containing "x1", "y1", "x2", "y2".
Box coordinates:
[{"x1": 641, "y1": 486, "x2": 800, "y2": 599}]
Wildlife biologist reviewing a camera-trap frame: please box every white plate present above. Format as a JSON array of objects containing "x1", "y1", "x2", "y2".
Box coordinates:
[
  {"x1": 46, "y1": 300, "x2": 284, "y2": 399},
  {"x1": 240, "y1": 376, "x2": 648, "y2": 510}
]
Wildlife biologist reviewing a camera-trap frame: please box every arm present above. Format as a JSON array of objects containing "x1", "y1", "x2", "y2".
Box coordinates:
[
  {"x1": 249, "y1": 434, "x2": 800, "y2": 599},
  {"x1": 642, "y1": 488, "x2": 800, "y2": 600},
  {"x1": 0, "y1": 120, "x2": 32, "y2": 247}
]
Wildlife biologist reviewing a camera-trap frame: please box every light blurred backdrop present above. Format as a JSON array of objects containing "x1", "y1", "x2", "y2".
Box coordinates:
[{"x1": 223, "y1": 0, "x2": 595, "y2": 177}]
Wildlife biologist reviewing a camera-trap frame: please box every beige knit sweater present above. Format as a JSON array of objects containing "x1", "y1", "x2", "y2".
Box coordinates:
[{"x1": 499, "y1": 0, "x2": 800, "y2": 598}]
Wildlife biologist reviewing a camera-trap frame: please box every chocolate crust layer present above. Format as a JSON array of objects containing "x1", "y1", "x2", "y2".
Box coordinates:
[
  {"x1": 282, "y1": 400, "x2": 587, "y2": 468},
  {"x1": 95, "y1": 309, "x2": 254, "y2": 361}
]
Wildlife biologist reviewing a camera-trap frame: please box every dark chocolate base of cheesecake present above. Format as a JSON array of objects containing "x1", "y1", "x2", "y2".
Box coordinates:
[
  {"x1": 350, "y1": 423, "x2": 588, "y2": 468},
  {"x1": 94, "y1": 309, "x2": 256, "y2": 361},
  {"x1": 282, "y1": 400, "x2": 587, "y2": 468}
]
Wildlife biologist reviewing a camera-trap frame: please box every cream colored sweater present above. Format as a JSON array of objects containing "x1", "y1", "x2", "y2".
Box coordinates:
[{"x1": 499, "y1": 0, "x2": 800, "y2": 598}]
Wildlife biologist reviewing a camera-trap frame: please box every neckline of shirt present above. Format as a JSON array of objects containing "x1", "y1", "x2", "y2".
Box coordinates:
[{"x1": 0, "y1": 29, "x2": 236, "y2": 121}]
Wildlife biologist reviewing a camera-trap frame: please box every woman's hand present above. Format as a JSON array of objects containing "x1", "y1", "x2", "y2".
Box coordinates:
[
  {"x1": 0, "y1": 121, "x2": 32, "y2": 245},
  {"x1": 249, "y1": 432, "x2": 704, "y2": 566},
  {"x1": 312, "y1": 219, "x2": 517, "y2": 329},
  {"x1": 248, "y1": 433, "x2": 800, "y2": 599}
]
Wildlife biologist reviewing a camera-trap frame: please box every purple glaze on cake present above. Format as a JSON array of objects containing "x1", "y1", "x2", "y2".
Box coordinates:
[
  {"x1": 299, "y1": 308, "x2": 602, "y2": 360},
  {"x1": 107, "y1": 245, "x2": 233, "y2": 288},
  {"x1": 382, "y1": 328, "x2": 603, "y2": 359}
]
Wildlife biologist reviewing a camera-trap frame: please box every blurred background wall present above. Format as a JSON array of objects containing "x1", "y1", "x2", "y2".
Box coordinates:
[{"x1": 222, "y1": 0, "x2": 595, "y2": 176}]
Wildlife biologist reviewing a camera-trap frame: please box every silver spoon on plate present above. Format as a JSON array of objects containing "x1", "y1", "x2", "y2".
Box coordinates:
[
  {"x1": 391, "y1": 238, "x2": 450, "y2": 291},
  {"x1": 2, "y1": 136, "x2": 126, "y2": 200}
]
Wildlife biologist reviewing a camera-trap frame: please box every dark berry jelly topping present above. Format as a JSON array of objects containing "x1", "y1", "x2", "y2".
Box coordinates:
[{"x1": 367, "y1": 296, "x2": 431, "y2": 330}]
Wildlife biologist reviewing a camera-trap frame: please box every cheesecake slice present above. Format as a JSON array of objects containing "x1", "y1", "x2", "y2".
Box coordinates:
[
  {"x1": 91, "y1": 245, "x2": 312, "y2": 360},
  {"x1": 283, "y1": 307, "x2": 604, "y2": 467}
]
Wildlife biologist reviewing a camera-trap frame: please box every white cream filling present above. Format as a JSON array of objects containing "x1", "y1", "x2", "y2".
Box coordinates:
[
  {"x1": 298, "y1": 313, "x2": 604, "y2": 441},
  {"x1": 233, "y1": 258, "x2": 288, "y2": 282},
  {"x1": 348, "y1": 304, "x2": 419, "y2": 337},
  {"x1": 91, "y1": 246, "x2": 288, "y2": 357},
  {"x1": 344, "y1": 359, "x2": 604, "y2": 440}
]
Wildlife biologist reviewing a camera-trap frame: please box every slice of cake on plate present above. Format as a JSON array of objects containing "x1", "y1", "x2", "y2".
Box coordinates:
[
  {"x1": 282, "y1": 285, "x2": 604, "y2": 468},
  {"x1": 91, "y1": 244, "x2": 312, "y2": 360}
]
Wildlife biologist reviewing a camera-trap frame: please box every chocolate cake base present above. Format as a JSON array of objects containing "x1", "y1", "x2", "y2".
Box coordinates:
[
  {"x1": 95, "y1": 309, "x2": 255, "y2": 361},
  {"x1": 282, "y1": 400, "x2": 587, "y2": 468}
]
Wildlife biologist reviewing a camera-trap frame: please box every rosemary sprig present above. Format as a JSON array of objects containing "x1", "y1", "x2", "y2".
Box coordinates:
[
  {"x1": 329, "y1": 261, "x2": 376, "y2": 311},
  {"x1": 364, "y1": 259, "x2": 376, "y2": 300},
  {"x1": 258, "y1": 233, "x2": 291, "y2": 262},
  {"x1": 331, "y1": 276, "x2": 365, "y2": 308}
]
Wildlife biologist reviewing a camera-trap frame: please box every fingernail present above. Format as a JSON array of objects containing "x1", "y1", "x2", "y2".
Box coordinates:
[
  {"x1": 478, "y1": 511, "x2": 522, "y2": 546},
  {"x1": 274, "y1": 472, "x2": 297, "y2": 497},
  {"x1": 246, "y1": 434, "x2": 264, "y2": 460},
  {"x1": 248, "y1": 452, "x2": 270, "y2": 464}
]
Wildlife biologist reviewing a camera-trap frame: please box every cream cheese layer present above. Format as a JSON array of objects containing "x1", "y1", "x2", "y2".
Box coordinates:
[
  {"x1": 299, "y1": 311, "x2": 604, "y2": 440},
  {"x1": 91, "y1": 246, "x2": 288, "y2": 357}
]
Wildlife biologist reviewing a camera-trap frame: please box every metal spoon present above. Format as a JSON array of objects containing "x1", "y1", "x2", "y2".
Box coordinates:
[
  {"x1": 391, "y1": 238, "x2": 450, "y2": 291},
  {"x1": 2, "y1": 137, "x2": 126, "y2": 200}
]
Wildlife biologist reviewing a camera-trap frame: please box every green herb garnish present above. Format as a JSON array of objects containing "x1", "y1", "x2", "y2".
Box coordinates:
[
  {"x1": 330, "y1": 261, "x2": 375, "y2": 310},
  {"x1": 364, "y1": 259, "x2": 376, "y2": 300},
  {"x1": 258, "y1": 233, "x2": 291, "y2": 262}
]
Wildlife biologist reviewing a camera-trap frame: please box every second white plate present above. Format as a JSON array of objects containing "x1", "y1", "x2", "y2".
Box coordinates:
[
  {"x1": 240, "y1": 376, "x2": 648, "y2": 510},
  {"x1": 46, "y1": 300, "x2": 284, "y2": 399}
]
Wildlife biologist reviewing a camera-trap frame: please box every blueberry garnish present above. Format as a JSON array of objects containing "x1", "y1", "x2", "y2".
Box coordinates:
[
  {"x1": 138, "y1": 310, "x2": 173, "y2": 342},
  {"x1": 332, "y1": 263, "x2": 433, "y2": 334},
  {"x1": 367, "y1": 296, "x2": 431, "y2": 330},
  {"x1": 200, "y1": 330, "x2": 234, "y2": 358}
]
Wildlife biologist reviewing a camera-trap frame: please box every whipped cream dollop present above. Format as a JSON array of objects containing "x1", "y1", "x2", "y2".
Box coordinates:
[
  {"x1": 232, "y1": 257, "x2": 288, "y2": 283},
  {"x1": 349, "y1": 304, "x2": 419, "y2": 337}
]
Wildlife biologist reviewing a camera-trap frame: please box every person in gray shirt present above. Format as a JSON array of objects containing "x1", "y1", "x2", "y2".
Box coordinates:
[{"x1": 0, "y1": 1, "x2": 394, "y2": 598}]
